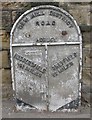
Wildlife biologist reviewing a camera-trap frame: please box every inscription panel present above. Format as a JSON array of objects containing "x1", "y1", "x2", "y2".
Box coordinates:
[
  {"x1": 13, "y1": 8, "x2": 79, "y2": 44},
  {"x1": 48, "y1": 45, "x2": 80, "y2": 111},
  {"x1": 13, "y1": 46, "x2": 47, "y2": 110}
]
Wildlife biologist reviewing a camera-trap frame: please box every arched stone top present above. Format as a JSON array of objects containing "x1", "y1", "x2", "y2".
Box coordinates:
[{"x1": 10, "y1": 5, "x2": 82, "y2": 44}]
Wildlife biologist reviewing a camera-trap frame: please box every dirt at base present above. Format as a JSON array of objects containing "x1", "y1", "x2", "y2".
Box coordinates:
[{"x1": 2, "y1": 97, "x2": 91, "y2": 118}]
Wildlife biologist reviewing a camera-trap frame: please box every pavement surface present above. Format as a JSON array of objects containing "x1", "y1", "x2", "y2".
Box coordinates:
[{"x1": 1, "y1": 97, "x2": 91, "y2": 119}]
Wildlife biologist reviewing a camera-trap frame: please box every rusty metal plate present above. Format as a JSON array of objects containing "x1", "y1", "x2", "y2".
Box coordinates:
[{"x1": 10, "y1": 5, "x2": 82, "y2": 111}]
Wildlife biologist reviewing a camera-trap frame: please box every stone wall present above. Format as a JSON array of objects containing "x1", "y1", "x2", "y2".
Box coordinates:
[{"x1": 0, "y1": 2, "x2": 92, "y2": 107}]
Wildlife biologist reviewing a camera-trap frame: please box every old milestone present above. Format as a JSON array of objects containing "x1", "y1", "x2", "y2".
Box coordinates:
[{"x1": 10, "y1": 5, "x2": 82, "y2": 111}]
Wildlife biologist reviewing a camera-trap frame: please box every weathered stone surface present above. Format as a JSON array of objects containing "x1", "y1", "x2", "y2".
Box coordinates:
[
  {"x1": 82, "y1": 81, "x2": 91, "y2": 104},
  {"x1": 80, "y1": 25, "x2": 92, "y2": 32},
  {"x1": 0, "y1": 51, "x2": 2, "y2": 68},
  {"x1": 82, "y1": 92, "x2": 90, "y2": 105},
  {"x1": 0, "y1": 30, "x2": 2, "y2": 51},
  {"x1": 2, "y1": 2, "x2": 32, "y2": 9},
  {"x1": 82, "y1": 32, "x2": 90, "y2": 47},
  {"x1": 0, "y1": 51, "x2": 10, "y2": 68},
  {"x1": 0, "y1": 7, "x2": 2, "y2": 30},
  {"x1": 2, "y1": 40, "x2": 10, "y2": 50},
  {"x1": 0, "y1": 69, "x2": 11, "y2": 84},
  {"x1": 12, "y1": 10, "x2": 26, "y2": 24},
  {"x1": 83, "y1": 48, "x2": 91, "y2": 68},
  {"x1": 82, "y1": 68, "x2": 91, "y2": 85},
  {"x1": 2, "y1": 83, "x2": 13, "y2": 99},
  {"x1": 68, "y1": 5, "x2": 90, "y2": 25},
  {"x1": 2, "y1": 11, "x2": 12, "y2": 31},
  {"x1": 12, "y1": 11, "x2": 17, "y2": 24},
  {"x1": 0, "y1": 30, "x2": 10, "y2": 49},
  {"x1": 90, "y1": 7, "x2": 92, "y2": 25},
  {"x1": 0, "y1": 30, "x2": 9, "y2": 42},
  {"x1": 82, "y1": 68, "x2": 91, "y2": 105},
  {"x1": 31, "y1": 2, "x2": 59, "y2": 7}
]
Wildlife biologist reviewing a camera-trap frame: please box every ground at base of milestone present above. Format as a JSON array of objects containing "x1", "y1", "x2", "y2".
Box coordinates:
[{"x1": 1, "y1": 97, "x2": 91, "y2": 118}]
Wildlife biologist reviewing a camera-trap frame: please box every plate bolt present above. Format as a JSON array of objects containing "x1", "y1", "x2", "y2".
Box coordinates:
[{"x1": 62, "y1": 31, "x2": 67, "y2": 36}]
